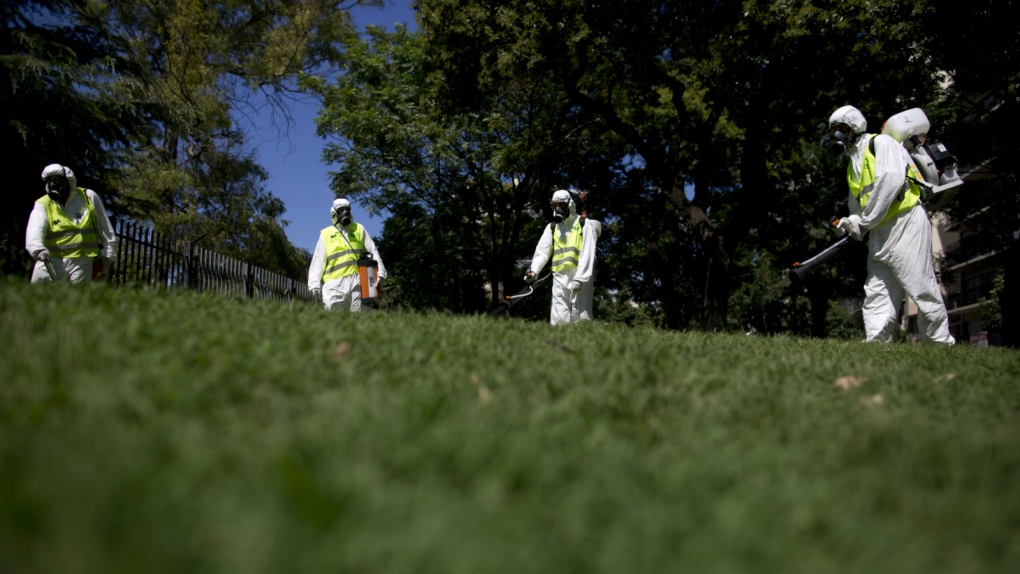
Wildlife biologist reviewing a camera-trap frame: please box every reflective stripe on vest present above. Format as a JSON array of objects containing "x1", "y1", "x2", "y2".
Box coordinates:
[
  {"x1": 847, "y1": 135, "x2": 922, "y2": 225},
  {"x1": 550, "y1": 218, "x2": 583, "y2": 273},
  {"x1": 36, "y1": 188, "x2": 100, "y2": 258},
  {"x1": 321, "y1": 224, "x2": 366, "y2": 282}
]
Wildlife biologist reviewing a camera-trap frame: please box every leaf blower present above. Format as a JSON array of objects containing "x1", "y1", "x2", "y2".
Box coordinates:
[{"x1": 789, "y1": 219, "x2": 858, "y2": 282}]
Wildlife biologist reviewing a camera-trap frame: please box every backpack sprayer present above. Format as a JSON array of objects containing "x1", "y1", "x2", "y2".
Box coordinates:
[
  {"x1": 357, "y1": 253, "x2": 380, "y2": 306},
  {"x1": 882, "y1": 107, "x2": 964, "y2": 210},
  {"x1": 789, "y1": 108, "x2": 963, "y2": 282}
]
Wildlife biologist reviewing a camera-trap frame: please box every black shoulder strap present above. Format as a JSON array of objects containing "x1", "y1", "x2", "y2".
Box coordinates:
[{"x1": 869, "y1": 135, "x2": 876, "y2": 156}]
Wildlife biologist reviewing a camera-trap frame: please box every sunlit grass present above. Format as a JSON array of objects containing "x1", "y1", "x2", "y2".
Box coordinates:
[{"x1": 2, "y1": 281, "x2": 1018, "y2": 573}]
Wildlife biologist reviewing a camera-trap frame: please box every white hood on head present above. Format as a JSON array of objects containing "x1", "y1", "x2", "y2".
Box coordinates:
[
  {"x1": 828, "y1": 105, "x2": 867, "y2": 134},
  {"x1": 42, "y1": 163, "x2": 76, "y2": 190},
  {"x1": 331, "y1": 197, "x2": 353, "y2": 226},
  {"x1": 551, "y1": 189, "x2": 576, "y2": 217}
]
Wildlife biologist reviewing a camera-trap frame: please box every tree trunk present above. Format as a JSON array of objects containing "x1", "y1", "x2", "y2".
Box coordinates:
[{"x1": 664, "y1": 178, "x2": 731, "y2": 331}]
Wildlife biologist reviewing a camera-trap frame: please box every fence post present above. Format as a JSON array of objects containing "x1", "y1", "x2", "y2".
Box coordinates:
[
  {"x1": 242, "y1": 262, "x2": 249, "y2": 298},
  {"x1": 181, "y1": 241, "x2": 191, "y2": 290}
]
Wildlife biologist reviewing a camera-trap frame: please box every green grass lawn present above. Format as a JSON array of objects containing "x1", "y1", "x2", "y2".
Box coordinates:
[{"x1": 1, "y1": 281, "x2": 1018, "y2": 573}]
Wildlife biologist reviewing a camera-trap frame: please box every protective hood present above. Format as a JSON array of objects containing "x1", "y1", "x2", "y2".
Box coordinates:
[
  {"x1": 41, "y1": 164, "x2": 76, "y2": 190},
  {"x1": 551, "y1": 189, "x2": 577, "y2": 219},
  {"x1": 828, "y1": 105, "x2": 867, "y2": 134}
]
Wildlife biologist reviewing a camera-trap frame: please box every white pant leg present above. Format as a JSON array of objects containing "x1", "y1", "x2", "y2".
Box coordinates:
[
  {"x1": 549, "y1": 272, "x2": 594, "y2": 325},
  {"x1": 550, "y1": 274, "x2": 573, "y2": 325},
  {"x1": 901, "y1": 258, "x2": 954, "y2": 340},
  {"x1": 886, "y1": 211, "x2": 955, "y2": 344},
  {"x1": 573, "y1": 276, "x2": 595, "y2": 322},
  {"x1": 31, "y1": 261, "x2": 52, "y2": 284},
  {"x1": 322, "y1": 275, "x2": 361, "y2": 312},
  {"x1": 863, "y1": 258, "x2": 905, "y2": 342},
  {"x1": 31, "y1": 257, "x2": 92, "y2": 284},
  {"x1": 909, "y1": 278, "x2": 955, "y2": 343}
]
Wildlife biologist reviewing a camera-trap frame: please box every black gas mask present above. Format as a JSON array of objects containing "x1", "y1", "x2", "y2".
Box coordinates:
[
  {"x1": 45, "y1": 176, "x2": 70, "y2": 203},
  {"x1": 552, "y1": 202, "x2": 570, "y2": 223},
  {"x1": 822, "y1": 124, "x2": 855, "y2": 155},
  {"x1": 332, "y1": 207, "x2": 352, "y2": 226},
  {"x1": 822, "y1": 131, "x2": 850, "y2": 155}
]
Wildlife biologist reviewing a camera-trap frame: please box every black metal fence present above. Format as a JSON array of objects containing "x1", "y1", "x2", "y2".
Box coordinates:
[{"x1": 109, "y1": 220, "x2": 314, "y2": 302}]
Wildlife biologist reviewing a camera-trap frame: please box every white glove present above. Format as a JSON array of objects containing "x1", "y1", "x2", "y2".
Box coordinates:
[
  {"x1": 568, "y1": 280, "x2": 582, "y2": 291},
  {"x1": 310, "y1": 287, "x2": 322, "y2": 301},
  {"x1": 35, "y1": 249, "x2": 51, "y2": 262},
  {"x1": 836, "y1": 216, "x2": 863, "y2": 241},
  {"x1": 524, "y1": 271, "x2": 536, "y2": 284}
]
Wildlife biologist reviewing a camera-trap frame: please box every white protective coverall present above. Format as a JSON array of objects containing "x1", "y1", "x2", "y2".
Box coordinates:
[
  {"x1": 528, "y1": 191, "x2": 601, "y2": 325},
  {"x1": 830, "y1": 106, "x2": 955, "y2": 344},
  {"x1": 307, "y1": 220, "x2": 387, "y2": 312},
  {"x1": 25, "y1": 164, "x2": 118, "y2": 284}
]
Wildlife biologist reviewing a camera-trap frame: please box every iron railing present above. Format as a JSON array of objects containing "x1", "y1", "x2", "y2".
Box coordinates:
[{"x1": 108, "y1": 220, "x2": 313, "y2": 302}]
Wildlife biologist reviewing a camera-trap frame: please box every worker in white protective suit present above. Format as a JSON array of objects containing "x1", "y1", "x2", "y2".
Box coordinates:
[
  {"x1": 827, "y1": 105, "x2": 955, "y2": 344},
  {"x1": 25, "y1": 164, "x2": 118, "y2": 284},
  {"x1": 308, "y1": 198, "x2": 387, "y2": 312},
  {"x1": 525, "y1": 189, "x2": 601, "y2": 325}
]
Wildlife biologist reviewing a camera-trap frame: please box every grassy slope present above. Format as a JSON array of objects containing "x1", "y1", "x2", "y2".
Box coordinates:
[{"x1": 1, "y1": 282, "x2": 1018, "y2": 573}]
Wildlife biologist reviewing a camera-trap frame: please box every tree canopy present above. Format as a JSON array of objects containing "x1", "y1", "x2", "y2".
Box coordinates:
[
  {"x1": 310, "y1": 23, "x2": 627, "y2": 312},
  {"x1": 4, "y1": 0, "x2": 1015, "y2": 340},
  {"x1": 412, "y1": 0, "x2": 1013, "y2": 334},
  {"x1": 3, "y1": 0, "x2": 381, "y2": 277}
]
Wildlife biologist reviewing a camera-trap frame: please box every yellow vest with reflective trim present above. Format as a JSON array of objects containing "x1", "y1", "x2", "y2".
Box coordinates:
[
  {"x1": 321, "y1": 224, "x2": 366, "y2": 282},
  {"x1": 550, "y1": 217, "x2": 583, "y2": 273},
  {"x1": 36, "y1": 188, "x2": 100, "y2": 258},
  {"x1": 847, "y1": 135, "x2": 922, "y2": 225}
]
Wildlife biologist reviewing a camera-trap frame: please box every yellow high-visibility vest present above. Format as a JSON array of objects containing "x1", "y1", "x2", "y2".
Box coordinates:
[
  {"x1": 550, "y1": 218, "x2": 583, "y2": 273},
  {"x1": 36, "y1": 188, "x2": 100, "y2": 258},
  {"x1": 321, "y1": 224, "x2": 366, "y2": 282},
  {"x1": 847, "y1": 135, "x2": 922, "y2": 225}
]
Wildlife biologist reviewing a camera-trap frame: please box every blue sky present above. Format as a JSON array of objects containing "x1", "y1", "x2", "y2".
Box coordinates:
[{"x1": 245, "y1": 1, "x2": 418, "y2": 252}]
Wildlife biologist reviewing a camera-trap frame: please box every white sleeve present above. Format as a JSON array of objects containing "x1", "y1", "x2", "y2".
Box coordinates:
[
  {"x1": 857, "y1": 135, "x2": 910, "y2": 231},
  {"x1": 308, "y1": 233, "x2": 326, "y2": 289},
  {"x1": 847, "y1": 191, "x2": 863, "y2": 218},
  {"x1": 362, "y1": 231, "x2": 386, "y2": 279},
  {"x1": 572, "y1": 219, "x2": 599, "y2": 283},
  {"x1": 25, "y1": 203, "x2": 49, "y2": 258},
  {"x1": 87, "y1": 190, "x2": 118, "y2": 260},
  {"x1": 529, "y1": 224, "x2": 554, "y2": 274}
]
